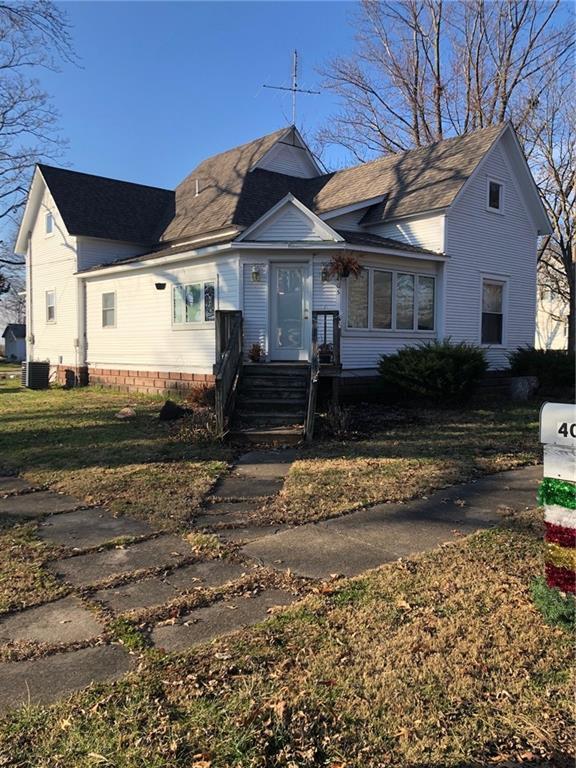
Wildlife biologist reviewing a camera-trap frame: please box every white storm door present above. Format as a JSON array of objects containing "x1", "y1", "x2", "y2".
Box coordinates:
[{"x1": 270, "y1": 263, "x2": 311, "y2": 361}]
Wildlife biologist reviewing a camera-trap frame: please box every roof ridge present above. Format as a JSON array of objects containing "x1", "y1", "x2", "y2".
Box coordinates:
[
  {"x1": 327, "y1": 122, "x2": 506, "y2": 178},
  {"x1": 37, "y1": 163, "x2": 173, "y2": 194}
]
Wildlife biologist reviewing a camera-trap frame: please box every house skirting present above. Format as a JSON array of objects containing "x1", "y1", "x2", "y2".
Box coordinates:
[{"x1": 55, "y1": 365, "x2": 214, "y2": 394}]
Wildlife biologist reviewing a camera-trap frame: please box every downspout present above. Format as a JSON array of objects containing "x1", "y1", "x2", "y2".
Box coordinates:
[
  {"x1": 76, "y1": 276, "x2": 87, "y2": 384},
  {"x1": 26, "y1": 230, "x2": 34, "y2": 363}
]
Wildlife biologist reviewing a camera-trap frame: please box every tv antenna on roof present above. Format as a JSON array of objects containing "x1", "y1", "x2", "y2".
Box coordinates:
[{"x1": 263, "y1": 49, "x2": 320, "y2": 125}]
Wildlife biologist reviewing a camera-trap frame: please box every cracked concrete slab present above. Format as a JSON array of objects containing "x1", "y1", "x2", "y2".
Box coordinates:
[
  {"x1": 151, "y1": 589, "x2": 294, "y2": 652},
  {"x1": 38, "y1": 508, "x2": 153, "y2": 549},
  {"x1": 0, "y1": 490, "x2": 82, "y2": 520},
  {"x1": 0, "y1": 476, "x2": 33, "y2": 494},
  {"x1": 242, "y1": 466, "x2": 541, "y2": 579},
  {"x1": 0, "y1": 645, "x2": 132, "y2": 713},
  {"x1": 164, "y1": 560, "x2": 247, "y2": 590},
  {"x1": 48, "y1": 534, "x2": 193, "y2": 587},
  {"x1": 93, "y1": 578, "x2": 178, "y2": 614},
  {"x1": 0, "y1": 596, "x2": 104, "y2": 645}
]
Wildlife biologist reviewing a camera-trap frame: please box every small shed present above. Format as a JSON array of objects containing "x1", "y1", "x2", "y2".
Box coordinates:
[{"x1": 2, "y1": 323, "x2": 26, "y2": 361}]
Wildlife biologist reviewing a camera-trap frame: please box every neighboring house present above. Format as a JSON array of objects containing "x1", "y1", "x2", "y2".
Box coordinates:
[
  {"x1": 536, "y1": 285, "x2": 569, "y2": 349},
  {"x1": 2, "y1": 323, "x2": 26, "y2": 361},
  {"x1": 15, "y1": 122, "x2": 551, "y2": 438}
]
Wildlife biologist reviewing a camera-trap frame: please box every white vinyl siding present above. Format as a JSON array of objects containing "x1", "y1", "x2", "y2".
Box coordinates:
[
  {"x1": 255, "y1": 138, "x2": 318, "y2": 178},
  {"x1": 445, "y1": 140, "x2": 537, "y2": 368},
  {"x1": 248, "y1": 204, "x2": 335, "y2": 242},
  {"x1": 368, "y1": 214, "x2": 445, "y2": 253},
  {"x1": 27, "y1": 186, "x2": 79, "y2": 366},
  {"x1": 242, "y1": 261, "x2": 269, "y2": 357},
  {"x1": 85, "y1": 256, "x2": 239, "y2": 374},
  {"x1": 76, "y1": 237, "x2": 147, "y2": 271}
]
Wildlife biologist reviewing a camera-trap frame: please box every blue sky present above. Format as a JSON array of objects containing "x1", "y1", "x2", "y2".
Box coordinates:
[{"x1": 39, "y1": 1, "x2": 357, "y2": 189}]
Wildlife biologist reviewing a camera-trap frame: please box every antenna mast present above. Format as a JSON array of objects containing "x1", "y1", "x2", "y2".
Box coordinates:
[{"x1": 263, "y1": 49, "x2": 320, "y2": 125}]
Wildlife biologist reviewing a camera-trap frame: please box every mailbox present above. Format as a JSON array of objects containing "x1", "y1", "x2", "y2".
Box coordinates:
[{"x1": 539, "y1": 402, "x2": 575, "y2": 596}]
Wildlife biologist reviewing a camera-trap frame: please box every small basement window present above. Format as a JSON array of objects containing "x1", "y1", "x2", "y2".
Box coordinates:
[
  {"x1": 46, "y1": 290, "x2": 56, "y2": 322},
  {"x1": 102, "y1": 292, "x2": 116, "y2": 327},
  {"x1": 173, "y1": 280, "x2": 215, "y2": 324},
  {"x1": 487, "y1": 179, "x2": 503, "y2": 212},
  {"x1": 45, "y1": 212, "x2": 54, "y2": 234},
  {"x1": 481, "y1": 279, "x2": 505, "y2": 345}
]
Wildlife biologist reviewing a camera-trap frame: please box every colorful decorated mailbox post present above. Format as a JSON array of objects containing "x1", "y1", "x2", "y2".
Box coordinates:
[{"x1": 539, "y1": 403, "x2": 576, "y2": 596}]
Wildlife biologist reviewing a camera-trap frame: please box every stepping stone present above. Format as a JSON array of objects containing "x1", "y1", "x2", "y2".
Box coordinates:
[
  {"x1": 212, "y1": 474, "x2": 284, "y2": 499},
  {"x1": 0, "y1": 491, "x2": 81, "y2": 520},
  {"x1": 48, "y1": 535, "x2": 193, "y2": 587},
  {"x1": 0, "y1": 596, "x2": 103, "y2": 645},
  {"x1": 0, "y1": 476, "x2": 33, "y2": 494},
  {"x1": 38, "y1": 508, "x2": 153, "y2": 549},
  {"x1": 164, "y1": 560, "x2": 247, "y2": 590},
  {"x1": 0, "y1": 645, "x2": 132, "y2": 713},
  {"x1": 151, "y1": 589, "x2": 294, "y2": 653},
  {"x1": 92, "y1": 561, "x2": 248, "y2": 614},
  {"x1": 219, "y1": 524, "x2": 288, "y2": 543},
  {"x1": 195, "y1": 500, "x2": 261, "y2": 528},
  {"x1": 93, "y1": 578, "x2": 178, "y2": 614},
  {"x1": 243, "y1": 526, "x2": 393, "y2": 579}
]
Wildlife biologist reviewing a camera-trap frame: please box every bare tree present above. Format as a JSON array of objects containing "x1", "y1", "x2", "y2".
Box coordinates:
[
  {"x1": 320, "y1": 0, "x2": 575, "y2": 350},
  {"x1": 320, "y1": 0, "x2": 574, "y2": 157},
  {"x1": 0, "y1": 1, "x2": 73, "y2": 314},
  {"x1": 522, "y1": 79, "x2": 575, "y2": 350}
]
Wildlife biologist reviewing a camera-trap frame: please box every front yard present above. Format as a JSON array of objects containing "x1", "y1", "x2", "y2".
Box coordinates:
[{"x1": 0, "y1": 380, "x2": 572, "y2": 766}]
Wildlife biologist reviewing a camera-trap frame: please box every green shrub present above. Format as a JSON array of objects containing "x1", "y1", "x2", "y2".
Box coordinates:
[
  {"x1": 507, "y1": 346, "x2": 575, "y2": 389},
  {"x1": 378, "y1": 339, "x2": 488, "y2": 403},
  {"x1": 531, "y1": 577, "x2": 575, "y2": 632}
]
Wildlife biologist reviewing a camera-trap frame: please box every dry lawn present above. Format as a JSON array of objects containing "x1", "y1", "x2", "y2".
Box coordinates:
[{"x1": 0, "y1": 513, "x2": 573, "y2": 767}]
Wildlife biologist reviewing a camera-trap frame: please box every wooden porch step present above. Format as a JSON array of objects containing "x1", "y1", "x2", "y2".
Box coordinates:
[
  {"x1": 228, "y1": 426, "x2": 303, "y2": 446},
  {"x1": 239, "y1": 377, "x2": 307, "y2": 391},
  {"x1": 235, "y1": 412, "x2": 306, "y2": 426},
  {"x1": 236, "y1": 396, "x2": 306, "y2": 411}
]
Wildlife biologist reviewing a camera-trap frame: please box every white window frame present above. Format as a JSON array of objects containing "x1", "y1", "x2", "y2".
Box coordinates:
[
  {"x1": 45, "y1": 211, "x2": 54, "y2": 236},
  {"x1": 101, "y1": 291, "x2": 116, "y2": 328},
  {"x1": 486, "y1": 177, "x2": 505, "y2": 214},
  {"x1": 45, "y1": 289, "x2": 56, "y2": 323},
  {"x1": 479, "y1": 274, "x2": 508, "y2": 348},
  {"x1": 171, "y1": 280, "x2": 216, "y2": 328},
  {"x1": 345, "y1": 267, "x2": 436, "y2": 334}
]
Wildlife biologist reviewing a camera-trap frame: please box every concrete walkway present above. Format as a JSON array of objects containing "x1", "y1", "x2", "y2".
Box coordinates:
[
  {"x1": 243, "y1": 466, "x2": 540, "y2": 578},
  {"x1": 0, "y1": 459, "x2": 540, "y2": 714}
]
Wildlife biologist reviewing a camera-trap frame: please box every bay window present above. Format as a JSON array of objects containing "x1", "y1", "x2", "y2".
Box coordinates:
[
  {"x1": 173, "y1": 280, "x2": 215, "y2": 325},
  {"x1": 346, "y1": 268, "x2": 435, "y2": 332}
]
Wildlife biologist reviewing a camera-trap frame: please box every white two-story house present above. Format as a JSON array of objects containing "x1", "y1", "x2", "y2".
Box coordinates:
[{"x1": 15, "y1": 122, "x2": 551, "y2": 438}]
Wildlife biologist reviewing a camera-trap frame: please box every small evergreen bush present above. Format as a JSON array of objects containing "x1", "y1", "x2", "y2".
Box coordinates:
[
  {"x1": 378, "y1": 339, "x2": 488, "y2": 403},
  {"x1": 507, "y1": 346, "x2": 575, "y2": 389},
  {"x1": 531, "y1": 577, "x2": 575, "y2": 632}
]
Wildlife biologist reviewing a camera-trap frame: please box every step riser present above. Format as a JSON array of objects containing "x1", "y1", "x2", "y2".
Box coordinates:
[
  {"x1": 237, "y1": 400, "x2": 306, "y2": 413},
  {"x1": 230, "y1": 431, "x2": 302, "y2": 446},
  {"x1": 236, "y1": 416, "x2": 305, "y2": 427},
  {"x1": 240, "y1": 378, "x2": 307, "y2": 390},
  {"x1": 243, "y1": 365, "x2": 309, "y2": 376}
]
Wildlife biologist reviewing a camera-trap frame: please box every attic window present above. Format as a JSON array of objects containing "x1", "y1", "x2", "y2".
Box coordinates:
[
  {"x1": 45, "y1": 212, "x2": 54, "y2": 235},
  {"x1": 487, "y1": 179, "x2": 503, "y2": 212}
]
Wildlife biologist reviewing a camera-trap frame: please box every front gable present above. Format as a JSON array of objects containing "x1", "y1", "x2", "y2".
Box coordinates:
[{"x1": 237, "y1": 194, "x2": 343, "y2": 243}]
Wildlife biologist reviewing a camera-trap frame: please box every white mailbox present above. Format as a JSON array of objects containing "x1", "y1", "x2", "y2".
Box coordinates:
[{"x1": 540, "y1": 403, "x2": 576, "y2": 482}]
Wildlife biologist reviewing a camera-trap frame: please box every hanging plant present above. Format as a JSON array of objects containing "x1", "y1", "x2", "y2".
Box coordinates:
[{"x1": 326, "y1": 253, "x2": 363, "y2": 280}]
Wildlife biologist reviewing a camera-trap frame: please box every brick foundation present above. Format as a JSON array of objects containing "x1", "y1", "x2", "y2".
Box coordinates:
[{"x1": 84, "y1": 367, "x2": 215, "y2": 395}]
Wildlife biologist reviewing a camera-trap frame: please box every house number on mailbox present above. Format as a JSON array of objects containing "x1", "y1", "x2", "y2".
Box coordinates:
[{"x1": 557, "y1": 422, "x2": 576, "y2": 439}]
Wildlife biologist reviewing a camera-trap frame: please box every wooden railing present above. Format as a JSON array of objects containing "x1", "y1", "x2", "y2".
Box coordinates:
[
  {"x1": 312, "y1": 310, "x2": 341, "y2": 369},
  {"x1": 214, "y1": 310, "x2": 243, "y2": 436}
]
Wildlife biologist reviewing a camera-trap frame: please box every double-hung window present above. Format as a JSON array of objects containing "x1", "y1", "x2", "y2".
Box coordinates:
[
  {"x1": 346, "y1": 268, "x2": 435, "y2": 332},
  {"x1": 481, "y1": 279, "x2": 505, "y2": 345},
  {"x1": 102, "y1": 292, "x2": 116, "y2": 327},
  {"x1": 46, "y1": 290, "x2": 56, "y2": 323},
  {"x1": 487, "y1": 178, "x2": 504, "y2": 213},
  {"x1": 173, "y1": 280, "x2": 215, "y2": 325}
]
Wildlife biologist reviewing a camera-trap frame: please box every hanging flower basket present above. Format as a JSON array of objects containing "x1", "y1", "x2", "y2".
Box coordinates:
[{"x1": 326, "y1": 253, "x2": 363, "y2": 280}]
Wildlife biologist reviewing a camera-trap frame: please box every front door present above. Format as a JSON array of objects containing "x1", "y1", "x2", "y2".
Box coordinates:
[{"x1": 270, "y1": 263, "x2": 310, "y2": 361}]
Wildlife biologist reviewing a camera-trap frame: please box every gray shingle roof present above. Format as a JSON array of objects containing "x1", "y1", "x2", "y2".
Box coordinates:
[
  {"x1": 38, "y1": 165, "x2": 174, "y2": 243},
  {"x1": 2, "y1": 323, "x2": 25, "y2": 339},
  {"x1": 40, "y1": 123, "x2": 506, "y2": 251}
]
